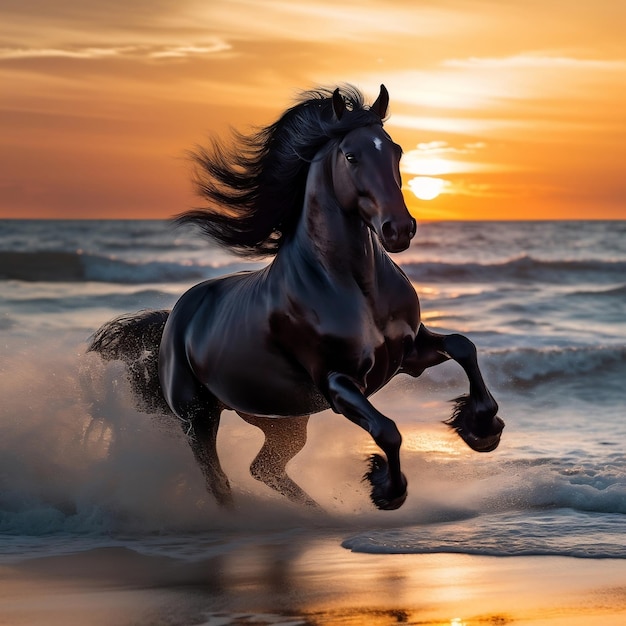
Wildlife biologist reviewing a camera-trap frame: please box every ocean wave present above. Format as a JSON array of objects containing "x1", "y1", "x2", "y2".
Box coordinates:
[
  {"x1": 566, "y1": 283, "x2": 626, "y2": 298},
  {"x1": 2, "y1": 289, "x2": 176, "y2": 312},
  {"x1": 402, "y1": 255, "x2": 626, "y2": 284},
  {"x1": 342, "y1": 456, "x2": 626, "y2": 558},
  {"x1": 485, "y1": 344, "x2": 626, "y2": 388},
  {"x1": 342, "y1": 510, "x2": 626, "y2": 558},
  {"x1": 0, "y1": 251, "x2": 261, "y2": 284},
  {"x1": 3, "y1": 250, "x2": 625, "y2": 286},
  {"x1": 419, "y1": 344, "x2": 626, "y2": 391}
]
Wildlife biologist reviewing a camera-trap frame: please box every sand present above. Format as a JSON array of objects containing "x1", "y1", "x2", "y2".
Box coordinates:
[{"x1": 1, "y1": 535, "x2": 625, "y2": 626}]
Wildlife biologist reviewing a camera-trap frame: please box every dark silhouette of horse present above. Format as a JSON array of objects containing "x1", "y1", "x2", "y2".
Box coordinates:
[{"x1": 89, "y1": 85, "x2": 504, "y2": 510}]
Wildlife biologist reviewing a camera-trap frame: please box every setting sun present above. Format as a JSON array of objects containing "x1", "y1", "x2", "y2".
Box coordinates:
[{"x1": 409, "y1": 176, "x2": 446, "y2": 200}]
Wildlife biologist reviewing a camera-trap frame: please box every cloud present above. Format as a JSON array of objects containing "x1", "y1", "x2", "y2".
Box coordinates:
[
  {"x1": 205, "y1": 0, "x2": 465, "y2": 43},
  {"x1": 401, "y1": 141, "x2": 501, "y2": 176},
  {"x1": 0, "y1": 40, "x2": 232, "y2": 62},
  {"x1": 447, "y1": 181, "x2": 501, "y2": 198},
  {"x1": 146, "y1": 43, "x2": 232, "y2": 59},
  {"x1": 387, "y1": 114, "x2": 526, "y2": 135},
  {"x1": 414, "y1": 141, "x2": 487, "y2": 155},
  {"x1": 0, "y1": 47, "x2": 131, "y2": 60},
  {"x1": 443, "y1": 54, "x2": 626, "y2": 71}
]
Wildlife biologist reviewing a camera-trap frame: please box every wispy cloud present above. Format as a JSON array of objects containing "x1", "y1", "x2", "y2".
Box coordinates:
[
  {"x1": 147, "y1": 43, "x2": 232, "y2": 59},
  {"x1": 0, "y1": 40, "x2": 231, "y2": 62},
  {"x1": 413, "y1": 141, "x2": 487, "y2": 155},
  {"x1": 401, "y1": 141, "x2": 505, "y2": 176},
  {"x1": 206, "y1": 0, "x2": 466, "y2": 42},
  {"x1": 358, "y1": 50, "x2": 626, "y2": 122},
  {"x1": 387, "y1": 114, "x2": 529, "y2": 135},
  {"x1": 444, "y1": 54, "x2": 626, "y2": 70},
  {"x1": 0, "y1": 47, "x2": 126, "y2": 60}
]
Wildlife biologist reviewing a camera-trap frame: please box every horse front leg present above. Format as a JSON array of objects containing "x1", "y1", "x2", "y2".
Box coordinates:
[
  {"x1": 406, "y1": 324, "x2": 504, "y2": 452},
  {"x1": 326, "y1": 372, "x2": 407, "y2": 510}
]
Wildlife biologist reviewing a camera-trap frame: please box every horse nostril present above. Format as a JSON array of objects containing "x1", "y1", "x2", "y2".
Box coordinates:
[
  {"x1": 381, "y1": 221, "x2": 396, "y2": 242},
  {"x1": 409, "y1": 218, "x2": 417, "y2": 238}
]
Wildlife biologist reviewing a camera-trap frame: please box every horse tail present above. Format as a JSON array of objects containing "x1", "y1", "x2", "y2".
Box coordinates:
[{"x1": 87, "y1": 309, "x2": 173, "y2": 415}]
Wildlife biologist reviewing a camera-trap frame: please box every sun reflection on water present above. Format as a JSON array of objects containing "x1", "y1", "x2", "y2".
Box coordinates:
[{"x1": 404, "y1": 430, "x2": 466, "y2": 457}]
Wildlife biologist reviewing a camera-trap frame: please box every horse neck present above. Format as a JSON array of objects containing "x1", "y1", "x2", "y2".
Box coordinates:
[{"x1": 288, "y1": 157, "x2": 380, "y2": 287}]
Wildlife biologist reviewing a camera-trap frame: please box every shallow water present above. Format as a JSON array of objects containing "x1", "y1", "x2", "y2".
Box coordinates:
[{"x1": 0, "y1": 219, "x2": 624, "y2": 563}]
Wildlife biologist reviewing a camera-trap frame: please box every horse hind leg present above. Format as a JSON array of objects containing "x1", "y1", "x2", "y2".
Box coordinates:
[
  {"x1": 237, "y1": 413, "x2": 319, "y2": 508},
  {"x1": 93, "y1": 311, "x2": 234, "y2": 506},
  {"x1": 412, "y1": 325, "x2": 505, "y2": 452},
  {"x1": 163, "y1": 370, "x2": 234, "y2": 507},
  {"x1": 187, "y1": 405, "x2": 234, "y2": 508}
]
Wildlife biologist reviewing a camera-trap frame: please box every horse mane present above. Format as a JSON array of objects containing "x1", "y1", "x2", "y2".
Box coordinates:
[{"x1": 176, "y1": 85, "x2": 384, "y2": 258}]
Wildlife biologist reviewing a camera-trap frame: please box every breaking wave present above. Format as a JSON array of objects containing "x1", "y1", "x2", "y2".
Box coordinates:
[
  {"x1": 3, "y1": 251, "x2": 625, "y2": 286},
  {"x1": 401, "y1": 255, "x2": 626, "y2": 285},
  {"x1": 0, "y1": 251, "x2": 261, "y2": 284}
]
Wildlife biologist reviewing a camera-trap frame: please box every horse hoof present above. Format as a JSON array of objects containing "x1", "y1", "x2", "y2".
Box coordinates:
[
  {"x1": 461, "y1": 417, "x2": 504, "y2": 452},
  {"x1": 364, "y1": 454, "x2": 408, "y2": 510},
  {"x1": 372, "y1": 489, "x2": 408, "y2": 511},
  {"x1": 445, "y1": 396, "x2": 505, "y2": 453}
]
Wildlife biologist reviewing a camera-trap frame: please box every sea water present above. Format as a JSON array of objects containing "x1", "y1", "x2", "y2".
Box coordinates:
[{"x1": 0, "y1": 219, "x2": 624, "y2": 563}]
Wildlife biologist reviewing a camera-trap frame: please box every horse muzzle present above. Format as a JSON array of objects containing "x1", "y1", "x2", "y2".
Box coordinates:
[{"x1": 380, "y1": 217, "x2": 417, "y2": 253}]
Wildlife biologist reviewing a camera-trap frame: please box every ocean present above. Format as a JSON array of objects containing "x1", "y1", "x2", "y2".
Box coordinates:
[{"x1": 0, "y1": 219, "x2": 624, "y2": 572}]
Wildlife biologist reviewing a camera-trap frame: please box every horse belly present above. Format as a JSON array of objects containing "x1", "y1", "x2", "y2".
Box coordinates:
[{"x1": 192, "y1": 332, "x2": 328, "y2": 417}]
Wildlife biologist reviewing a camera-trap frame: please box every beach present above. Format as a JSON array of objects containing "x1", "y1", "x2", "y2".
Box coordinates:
[
  {"x1": 1, "y1": 219, "x2": 625, "y2": 625},
  {"x1": 2, "y1": 538, "x2": 626, "y2": 625}
]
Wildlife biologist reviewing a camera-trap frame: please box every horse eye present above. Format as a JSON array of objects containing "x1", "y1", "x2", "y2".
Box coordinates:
[{"x1": 345, "y1": 153, "x2": 358, "y2": 164}]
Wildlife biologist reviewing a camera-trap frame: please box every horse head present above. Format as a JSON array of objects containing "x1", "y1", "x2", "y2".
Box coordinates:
[{"x1": 331, "y1": 85, "x2": 416, "y2": 253}]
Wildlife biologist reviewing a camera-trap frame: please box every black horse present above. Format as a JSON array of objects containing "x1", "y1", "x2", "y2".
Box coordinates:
[{"x1": 89, "y1": 85, "x2": 503, "y2": 511}]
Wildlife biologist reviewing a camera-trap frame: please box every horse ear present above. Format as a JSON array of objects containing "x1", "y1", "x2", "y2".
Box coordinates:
[
  {"x1": 370, "y1": 84, "x2": 389, "y2": 119},
  {"x1": 332, "y1": 88, "x2": 346, "y2": 121}
]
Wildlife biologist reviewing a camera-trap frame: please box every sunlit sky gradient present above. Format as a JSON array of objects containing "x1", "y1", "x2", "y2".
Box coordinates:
[{"x1": 1, "y1": 0, "x2": 625, "y2": 220}]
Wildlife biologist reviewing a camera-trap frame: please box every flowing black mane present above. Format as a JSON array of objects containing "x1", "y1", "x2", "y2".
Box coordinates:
[{"x1": 177, "y1": 85, "x2": 384, "y2": 258}]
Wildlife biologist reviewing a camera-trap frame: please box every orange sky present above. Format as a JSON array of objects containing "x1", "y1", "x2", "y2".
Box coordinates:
[{"x1": 1, "y1": 0, "x2": 625, "y2": 220}]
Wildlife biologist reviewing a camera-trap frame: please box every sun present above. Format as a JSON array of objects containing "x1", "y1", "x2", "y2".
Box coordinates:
[{"x1": 408, "y1": 176, "x2": 446, "y2": 201}]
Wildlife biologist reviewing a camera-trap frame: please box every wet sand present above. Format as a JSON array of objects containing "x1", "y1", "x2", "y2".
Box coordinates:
[{"x1": 1, "y1": 535, "x2": 625, "y2": 626}]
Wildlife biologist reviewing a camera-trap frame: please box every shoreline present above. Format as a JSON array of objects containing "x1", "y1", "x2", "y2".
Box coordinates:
[{"x1": 1, "y1": 536, "x2": 625, "y2": 626}]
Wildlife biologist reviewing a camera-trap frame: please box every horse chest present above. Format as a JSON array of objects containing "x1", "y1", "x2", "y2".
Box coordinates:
[{"x1": 271, "y1": 286, "x2": 415, "y2": 392}]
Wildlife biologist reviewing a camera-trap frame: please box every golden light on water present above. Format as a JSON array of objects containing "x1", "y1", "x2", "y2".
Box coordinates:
[{"x1": 403, "y1": 429, "x2": 466, "y2": 457}]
